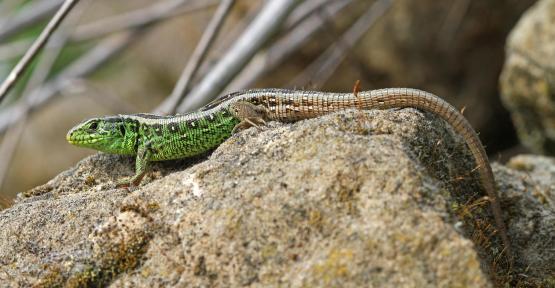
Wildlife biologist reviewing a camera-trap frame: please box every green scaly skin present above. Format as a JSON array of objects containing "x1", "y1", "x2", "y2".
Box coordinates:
[{"x1": 67, "y1": 110, "x2": 242, "y2": 186}]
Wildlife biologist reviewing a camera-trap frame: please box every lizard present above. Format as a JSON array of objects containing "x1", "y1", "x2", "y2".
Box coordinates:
[{"x1": 66, "y1": 87, "x2": 512, "y2": 261}]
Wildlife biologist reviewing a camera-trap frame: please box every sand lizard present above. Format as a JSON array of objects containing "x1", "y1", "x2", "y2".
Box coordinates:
[{"x1": 66, "y1": 87, "x2": 511, "y2": 260}]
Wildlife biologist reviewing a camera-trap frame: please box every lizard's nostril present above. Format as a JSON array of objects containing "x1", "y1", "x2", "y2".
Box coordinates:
[{"x1": 66, "y1": 131, "x2": 73, "y2": 142}]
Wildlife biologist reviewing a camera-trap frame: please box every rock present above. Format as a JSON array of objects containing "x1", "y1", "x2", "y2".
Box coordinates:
[
  {"x1": 0, "y1": 110, "x2": 553, "y2": 287},
  {"x1": 498, "y1": 155, "x2": 555, "y2": 279},
  {"x1": 500, "y1": 0, "x2": 555, "y2": 155}
]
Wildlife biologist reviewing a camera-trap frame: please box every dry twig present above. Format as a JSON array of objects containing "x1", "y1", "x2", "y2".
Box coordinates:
[
  {"x1": 0, "y1": 0, "x2": 220, "y2": 133},
  {"x1": 0, "y1": 0, "x2": 64, "y2": 42},
  {"x1": 0, "y1": 0, "x2": 80, "y2": 106},
  {"x1": 0, "y1": 38, "x2": 33, "y2": 62},
  {"x1": 0, "y1": 32, "x2": 135, "y2": 134},
  {"x1": 156, "y1": 0, "x2": 236, "y2": 114},
  {"x1": 289, "y1": 0, "x2": 392, "y2": 88},
  {"x1": 176, "y1": 0, "x2": 301, "y2": 112},
  {"x1": 0, "y1": 1, "x2": 219, "y2": 62},
  {"x1": 0, "y1": 2, "x2": 87, "y2": 194},
  {"x1": 284, "y1": 0, "x2": 336, "y2": 31},
  {"x1": 71, "y1": 0, "x2": 219, "y2": 42},
  {"x1": 188, "y1": 2, "x2": 264, "y2": 84},
  {"x1": 227, "y1": 0, "x2": 352, "y2": 91}
]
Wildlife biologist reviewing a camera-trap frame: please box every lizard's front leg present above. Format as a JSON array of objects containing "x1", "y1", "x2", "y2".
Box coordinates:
[
  {"x1": 228, "y1": 101, "x2": 269, "y2": 134},
  {"x1": 116, "y1": 142, "x2": 152, "y2": 188}
]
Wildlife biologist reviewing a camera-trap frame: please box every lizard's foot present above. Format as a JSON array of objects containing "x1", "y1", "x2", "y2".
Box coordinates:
[
  {"x1": 115, "y1": 172, "x2": 146, "y2": 189},
  {"x1": 231, "y1": 122, "x2": 248, "y2": 135},
  {"x1": 232, "y1": 118, "x2": 267, "y2": 134},
  {"x1": 245, "y1": 117, "x2": 266, "y2": 128},
  {"x1": 229, "y1": 101, "x2": 269, "y2": 135},
  {"x1": 115, "y1": 177, "x2": 132, "y2": 189}
]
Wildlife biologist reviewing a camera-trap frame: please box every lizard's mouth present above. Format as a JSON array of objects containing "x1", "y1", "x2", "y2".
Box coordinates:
[{"x1": 66, "y1": 131, "x2": 103, "y2": 145}]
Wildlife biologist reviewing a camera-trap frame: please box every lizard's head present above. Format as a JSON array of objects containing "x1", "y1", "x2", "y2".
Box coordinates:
[{"x1": 66, "y1": 116, "x2": 137, "y2": 155}]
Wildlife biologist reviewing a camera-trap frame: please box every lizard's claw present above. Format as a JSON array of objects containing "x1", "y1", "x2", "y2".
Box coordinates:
[{"x1": 115, "y1": 172, "x2": 146, "y2": 189}]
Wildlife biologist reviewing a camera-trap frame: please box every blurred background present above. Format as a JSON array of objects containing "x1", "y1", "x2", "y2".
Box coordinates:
[{"x1": 0, "y1": 0, "x2": 549, "y2": 206}]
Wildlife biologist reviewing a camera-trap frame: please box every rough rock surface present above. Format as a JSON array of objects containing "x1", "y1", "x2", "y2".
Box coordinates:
[
  {"x1": 0, "y1": 110, "x2": 553, "y2": 287},
  {"x1": 500, "y1": 155, "x2": 555, "y2": 279},
  {"x1": 500, "y1": 0, "x2": 555, "y2": 155}
]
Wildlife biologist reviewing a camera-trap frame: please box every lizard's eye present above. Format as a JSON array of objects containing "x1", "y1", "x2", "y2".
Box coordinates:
[{"x1": 89, "y1": 122, "x2": 98, "y2": 130}]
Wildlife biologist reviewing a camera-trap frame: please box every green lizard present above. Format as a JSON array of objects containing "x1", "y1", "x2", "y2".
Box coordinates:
[{"x1": 67, "y1": 88, "x2": 511, "y2": 260}]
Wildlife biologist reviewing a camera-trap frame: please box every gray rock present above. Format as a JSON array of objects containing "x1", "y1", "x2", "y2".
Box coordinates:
[
  {"x1": 498, "y1": 155, "x2": 555, "y2": 278},
  {"x1": 500, "y1": 0, "x2": 555, "y2": 155},
  {"x1": 0, "y1": 110, "x2": 553, "y2": 287}
]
